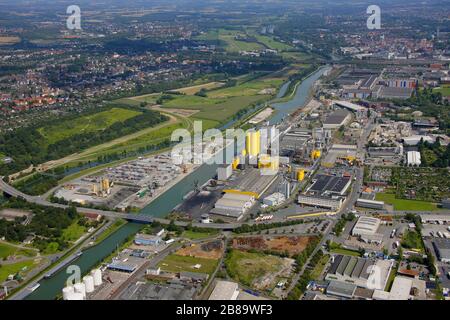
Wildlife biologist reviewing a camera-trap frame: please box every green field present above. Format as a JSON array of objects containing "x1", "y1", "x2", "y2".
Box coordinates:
[
  {"x1": 61, "y1": 221, "x2": 87, "y2": 243},
  {"x1": 38, "y1": 107, "x2": 142, "y2": 144},
  {"x1": 401, "y1": 230, "x2": 424, "y2": 252},
  {"x1": 375, "y1": 193, "x2": 438, "y2": 211},
  {"x1": 253, "y1": 34, "x2": 292, "y2": 51},
  {"x1": 158, "y1": 254, "x2": 219, "y2": 275},
  {"x1": 181, "y1": 230, "x2": 219, "y2": 240},
  {"x1": 310, "y1": 254, "x2": 330, "y2": 280},
  {"x1": 330, "y1": 248, "x2": 362, "y2": 257},
  {"x1": 225, "y1": 249, "x2": 285, "y2": 287},
  {"x1": 433, "y1": 85, "x2": 450, "y2": 96},
  {"x1": 0, "y1": 242, "x2": 37, "y2": 259},
  {"x1": 0, "y1": 260, "x2": 36, "y2": 283}
]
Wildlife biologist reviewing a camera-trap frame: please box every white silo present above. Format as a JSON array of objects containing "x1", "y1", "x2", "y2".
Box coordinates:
[
  {"x1": 74, "y1": 282, "x2": 86, "y2": 299},
  {"x1": 83, "y1": 275, "x2": 95, "y2": 293},
  {"x1": 62, "y1": 285, "x2": 75, "y2": 300},
  {"x1": 66, "y1": 292, "x2": 84, "y2": 300},
  {"x1": 91, "y1": 269, "x2": 102, "y2": 286}
]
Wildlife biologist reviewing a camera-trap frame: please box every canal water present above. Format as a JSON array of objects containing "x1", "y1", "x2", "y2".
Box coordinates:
[{"x1": 25, "y1": 66, "x2": 329, "y2": 300}]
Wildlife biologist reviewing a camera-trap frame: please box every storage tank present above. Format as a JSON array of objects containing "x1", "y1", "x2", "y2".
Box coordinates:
[
  {"x1": 62, "y1": 285, "x2": 75, "y2": 300},
  {"x1": 66, "y1": 292, "x2": 84, "y2": 301},
  {"x1": 91, "y1": 269, "x2": 102, "y2": 286},
  {"x1": 74, "y1": 282, "x2": 86, "y2": 298},
  {"x1": 83, "y1": 275, "x2": 95, "y2": 293}
]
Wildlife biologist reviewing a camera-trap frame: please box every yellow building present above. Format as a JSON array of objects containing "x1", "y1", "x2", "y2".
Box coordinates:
[{"x1": 258, "y1": 155, "x2": 279, "y2": 171}]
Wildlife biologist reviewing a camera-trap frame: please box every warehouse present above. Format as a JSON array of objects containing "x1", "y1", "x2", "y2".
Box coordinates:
[
  {"x1": 356, "y1": 198, "x2": 385, "y2": 210},
  {"x1": 263, "y1": 193, "x2": 286, "y2": 206},
  {"x1": 323, "y1": 110, "x2": 352, "y2": 129},
  {"x1": 388, "y1": 276, "x2": 413, "y2": 300},
  {"x1": 333, "y1": 100, "x2": 366, "y2": 112},
  {"x1": 326, "y1": 255, "x2": 393, "y2": 290},
  {"x1": 326, "y1": 281, "x2": 357, "y2": 299},
  {"x1": 209, "y1": 281, "x2": 239, "y2": 300},
  {"x1": 297, "y1": 194, "x2": 343, "y2": 210},
  {"x1": 210, "y1": 193, "x2": 255, "y2": 221},
  {"x1": 308, "y1": 174, "x2": 352, "y2": 196},
  {"x1": 432, "y1": 238, "x2": 450, "y2": 263},
  {"x1": 420, "y1": 214, "x2": 450, "y2": 224},
  {"x1": 134, "y1": 234, "x2": 162, "y2": 246},
  {"x1": 352, "y1": 216, "x2": 383, "y2": 244}
]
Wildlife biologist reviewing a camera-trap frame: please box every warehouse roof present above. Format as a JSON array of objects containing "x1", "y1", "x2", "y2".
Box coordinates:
[
  {"x1": 389, "y1": 277, "x2": 412, "y2": 300},
  {"x1": 352, "y1": 216, "x2": 381, "y2": 236},
  {"x1": 323, "y1": 109, "x2": 351, "y2": 125},
  {"x1": 209, "y1": 281, "x2": 239, "y2": 300},
  {"x1": 326, "y1": 281, "x2": 356, "y2": 299}
]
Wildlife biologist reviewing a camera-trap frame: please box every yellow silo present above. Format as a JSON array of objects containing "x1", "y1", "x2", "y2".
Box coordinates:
[
  {"x1": 246, "y1": 130, "x2": 261, "y2": 157},
  {"x1": 297, "y1": 169, "x2": 305, "y2": 181}
]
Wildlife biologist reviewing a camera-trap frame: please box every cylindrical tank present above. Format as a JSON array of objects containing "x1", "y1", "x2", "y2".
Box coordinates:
[
  {"x1": 66, "y1": 292, "x2": 84, "y2": 300},
  {"x1": 74, "y1": 282, "x2": 86, "y2": 298},
  {"x1": 83, "y1": 275, "x2": 95, "y2": 293},
  {"x1": 62, "y1": 285, "x2": 75, "y2": 300},
  {"x1": 91, "y1": 269, "x2": 102, "y2": 286}
]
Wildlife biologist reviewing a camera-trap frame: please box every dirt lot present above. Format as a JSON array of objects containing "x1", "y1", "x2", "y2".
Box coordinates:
[
  {"x1": 232, "y1": 236, "x2": 318, "y2": 256},
  {"x1": 175, "y1": 240, "x2": 223, "y2": 260}
]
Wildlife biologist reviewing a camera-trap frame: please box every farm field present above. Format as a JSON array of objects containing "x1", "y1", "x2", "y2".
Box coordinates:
[
  {"x1": 232, "y1": 236, "x2": 318, "y2": 256},
  {"x1": 157, "y1": 254, "x2": 219, "y2": 275},
  {"x1": 225, "y1": 249, "x2": 294, "y2": 290},
  {"x1": 38, "y1": 107, "x2": 142, "y2": 144},
  {"x1": 375, "y1": 193, "x2": 438, "y2": 211}
]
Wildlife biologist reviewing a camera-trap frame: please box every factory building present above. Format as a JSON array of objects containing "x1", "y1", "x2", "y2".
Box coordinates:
[
  {"x1": 420, "y1": 214, "x2": 450, "y2": 224},
  {"x1": 356, "y1": 198, "x2": 385, "y2": 210},
  {"x1": 406, "y1": 151, "x2": 421, "y2": 166},
  {"x1": 323, "y1": 109, "x2": 352, "y2": 129},
  {"x1": 308, "y1": 174, "x2": 352, "y2": 196},
  {"x1": 325, "y1": 255, "x2": 393, "y2": 290}
]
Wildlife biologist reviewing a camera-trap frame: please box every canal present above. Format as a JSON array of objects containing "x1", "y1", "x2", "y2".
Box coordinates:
[{"x1": 25, "y1": 65, "x2": 329, "y2": 300}]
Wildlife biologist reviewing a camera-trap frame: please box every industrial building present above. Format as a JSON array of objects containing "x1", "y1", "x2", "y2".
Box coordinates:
[
  {"x1": 134, "y1": 234, "x2": 162, "y2": 246},
  {"x1": 297, "y1": 194, "x2": 343, "y2": 210},
  {"x1": 308, "y1": 174, "x2": 352, "y2": 196},
  {"x1": 332, "y1": 100, "x2": 366, "y2": 112},
  {"x1": 323, "y1": 109, "x2": 352, "y2": 129},
  {"x1": 406, "y1": 151, "x2": 421, "y2": 166},
  {"x1": 263, "y1": 192, "x2": 286, "y2": 207},
  {"x1": 321, "y1": 144, "x2": 358, "y2": 168},
  {"x1": 432, "y1": 238, "x2": 450, "y2": 263},
  {"x1": 209, "y1": 281, "x2": 239, "y2": 300},
  {"x1": 351, "y1": 216, "x2": 383, "y2": 244},
  {"x1": 217, "y1": 164, "x2": 233, "y2": 181},
  {"x1": 326, "y1": 255, "x2": 393, "y2": 290},
  {"x1": 420, "y1": 214, "x2": 450, "y2": 224},
  {"x1": 210, "y1": 192, "x2": 255, "y2": 222},
  {"x1": 356, "y1": 198, "x2": 385, "y2": 210},
  {"x1": 326, "y1": 281, "x2": 357, "y2": 299}
]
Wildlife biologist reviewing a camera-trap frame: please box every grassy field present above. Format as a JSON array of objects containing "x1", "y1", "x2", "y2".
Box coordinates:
[
  {"x1": 433, "y1": 85, "x2": 450, "y2": 96},
  {"x1": 61, "y1": 221, "x2": 87, "y2": 243},
  {"x1": 158, "y1": 254, "x2": 219, "y2": 275},
  {"x1": 181, "y1": 230, "x2": 219, "y2": 240},
  {"x1": 253, "y1": 34, "x2": 292, "y2": 51},
  {"x1": 0, "y1": 260, "x2": 36, "y2": 283},
  {"x1": 310, "y1": 254, "x2": 330, "y2": 280},
  {"x1": 375, "y1": 193, "x2": 438, "y2": 211},
  {"x1": 225, "y1": 249, "x2": 285, "y2": 287},
  {"x1": 38, "y1": 107, "x2": 142, "y2": 144},
  {"x1": 401, "y1": 230, "x2": 424, "y2": 252},
  {"x1": 0, "y1": 242, "x2": 37, "y2": 259},
  {"x1": 171, "y1": 82, "x2": 225, "y2": 95}
]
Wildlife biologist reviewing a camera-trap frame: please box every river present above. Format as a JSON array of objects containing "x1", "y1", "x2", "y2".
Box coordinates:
[{"x1": 25, "y1": 65, "x2": 330, "y2": 300}]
